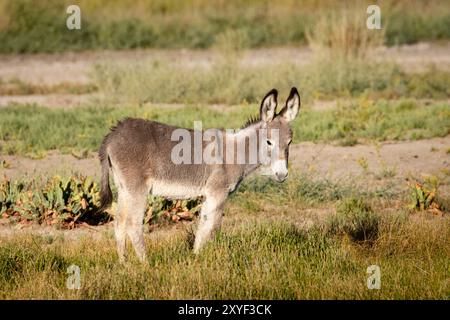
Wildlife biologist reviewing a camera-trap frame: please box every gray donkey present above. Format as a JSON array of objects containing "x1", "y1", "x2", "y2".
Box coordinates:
[{"x1": 98, "y1": 87, "x2": 301, "y2": 262}]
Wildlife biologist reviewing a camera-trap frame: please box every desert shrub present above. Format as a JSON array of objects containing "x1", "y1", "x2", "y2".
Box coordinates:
[
  {"x1": 327, "y1": 197, "x2": 380, "y2": 242},
  {"x1": 408, "y1": 176, "x2": 448, "y2": 215},
  {"x1": 0, "y1": 175, "x2": 107, "y2": 227},
  {"x1": 0, "y1": 175, "x2": 202, "y2": 228},
  {"x1": 146, "y1": 196, "x2": 201, "y2": 225}
]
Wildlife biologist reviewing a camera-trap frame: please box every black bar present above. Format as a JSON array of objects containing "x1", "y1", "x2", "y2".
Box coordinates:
[{"x1": 0, "y1": 300, "x2": 447, "y2": 319}]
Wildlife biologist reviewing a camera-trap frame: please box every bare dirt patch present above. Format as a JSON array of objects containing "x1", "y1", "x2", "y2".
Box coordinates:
[
  {"x1": 1, "y1": 43, "x2": 449, "y2": 87},
  {"x1": 1, "y1": 137, "x2": 448, "y2": 183},
  {"x1": 0, "y1": 93, "x2": 98, "y2": 108},
  {"x1": 0, "y1": 151, "x2": 100, "y2": 180},
  {"x1": 291, "y1": 136, "x2": 450, "y2": 181}
]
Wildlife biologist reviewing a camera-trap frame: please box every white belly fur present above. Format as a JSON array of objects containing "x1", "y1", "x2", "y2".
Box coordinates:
[{"x1": 151, "y1": 180, "x2": 204, "y2": 199}]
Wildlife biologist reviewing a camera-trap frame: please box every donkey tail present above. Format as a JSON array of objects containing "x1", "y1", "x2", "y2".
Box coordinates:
[{"x1": 98, "y1": 139, "x2": 113, "y2": 212}]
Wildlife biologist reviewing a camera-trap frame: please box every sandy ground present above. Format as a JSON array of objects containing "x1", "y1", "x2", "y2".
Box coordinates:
[
  {"x1": 1, "y1": 136, "x2": 448, "y2": 182},
  {"x1": 292, "y1": 137, "x2": 450, "y2": 181},
  {"x1": 0, "y1": 93, "x2": 98, "y2": 108},
  {"x1": 0, "y1": 42, "x2": 449, "y2": 87}
]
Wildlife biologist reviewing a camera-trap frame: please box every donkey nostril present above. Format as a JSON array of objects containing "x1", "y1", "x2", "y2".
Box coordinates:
[{"x1": 276, "y1": 172, "x2": 288, "y2": 181}]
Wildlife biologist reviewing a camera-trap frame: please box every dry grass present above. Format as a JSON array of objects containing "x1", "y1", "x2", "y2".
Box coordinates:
[
  {"x1": 0, "y1": 208, "x2": 448, "y2": 299},
  {"x1": 92, "y1": 57, "x2": 450, "y2": 105},
  {"x1": 0, "y1": 170, "x2": 448, "y2": 299},
  {"x1": 306, "y1": 6, "x2": 385, "y2": 61}
]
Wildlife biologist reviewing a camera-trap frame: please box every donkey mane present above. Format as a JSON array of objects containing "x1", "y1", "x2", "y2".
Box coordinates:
[{"x1": 241, "y1": 115, "x2": 260, "y2": 129}]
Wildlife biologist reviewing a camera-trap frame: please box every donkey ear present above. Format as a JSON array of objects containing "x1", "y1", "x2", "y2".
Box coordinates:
[
  {"x1": 260, "y1": 89, "x2": 278, "y2": 123},
  {"x1": 279, "y1": 87, "x2": 301, "y2": 122}
]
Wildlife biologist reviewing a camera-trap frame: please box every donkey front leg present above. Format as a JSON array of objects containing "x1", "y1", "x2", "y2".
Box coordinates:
[{"x1": 193, "y1": 193, "x2": 227, "y2": 254}]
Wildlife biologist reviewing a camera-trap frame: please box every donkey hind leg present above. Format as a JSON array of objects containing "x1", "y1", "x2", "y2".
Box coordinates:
[
  {"x1": 193, "y1": 193, "x2": 227, "y2": 254},
  {"x1": 125, "y1": 190, "x2": 148, "y2": 262},
  {"x1": 115, "y1": 188, "x2": 129, "y2": 263}
]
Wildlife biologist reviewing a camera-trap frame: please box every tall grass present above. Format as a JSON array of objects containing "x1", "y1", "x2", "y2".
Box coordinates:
[
  {"x1": 0, "y1": 212, "x2": 448, "y2": 299},
  {"x1": 306, "y1": 6, "x2": 385, "y2": 61},
  {"x1": 0, "y1": 0, "x2": 449, "y2": 53}
]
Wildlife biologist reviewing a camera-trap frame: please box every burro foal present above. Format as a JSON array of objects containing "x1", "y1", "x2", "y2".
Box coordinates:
[{"x1": 98, "y1": 87, "x2": 301, "y2": 262}]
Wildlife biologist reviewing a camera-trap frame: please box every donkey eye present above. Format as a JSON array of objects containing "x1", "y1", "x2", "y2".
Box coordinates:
[{"x1": 266, "y1": 140, "x2": 272, "y2": 146}]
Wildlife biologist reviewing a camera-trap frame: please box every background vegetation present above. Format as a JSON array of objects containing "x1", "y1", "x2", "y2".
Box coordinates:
[
  {"x1": 0, "y1": 100, "x2": 448, "y2": 157},
  {"x1": 93, "y1": 59, "x2": 450, "y2": 105},
  {"x1": 87, "y1": 2, "x2": 450, "y2": 105},
  {"x1": 0, "y1": 0, "x2": 449, "y2": 53}
]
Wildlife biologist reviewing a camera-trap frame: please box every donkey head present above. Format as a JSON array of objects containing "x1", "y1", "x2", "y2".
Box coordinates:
[{"x1": 259, "y1": 87, "x2": 301, "y2": 182}]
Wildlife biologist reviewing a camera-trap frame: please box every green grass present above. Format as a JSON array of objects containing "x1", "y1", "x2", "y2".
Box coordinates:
[
  {"x1": 0, "y1": 99, "x2": 448, "y2": 157},
  {"x1": 0, "y1": 212, "x2": 448, "y2": 299},
  {"x1": 230, "y1": 174, "x2": 355, "y2": 214},
  {"x1": 0, "y1": 0, "x2": 449, "y2": 53},
  {"x1": 228, "y1": 173, "x2": 402, "y2": 219},
  {"x1": 297, "y1": 100, "x2": 450, "y2": 143}
]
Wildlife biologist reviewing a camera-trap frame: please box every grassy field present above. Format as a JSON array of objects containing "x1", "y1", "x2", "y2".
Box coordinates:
[
  {"x1": 0, "y1": 0, "x2": 450, "y2": 53},
  {"x1": 1, "y1": 150, "x2": 449, "y2": 299},
  {"x1": 0, "y1": 0, "x2": 449, "y2": 301},
  {"x1": 1, "y1": 174, "x2": 449, "y2": 299},
  {"x1": 1, "y1": 218, "x2": 448, "y2": 299},
  {"x1": 0, "y1": 78, "x2": 95, "y2": 96}
]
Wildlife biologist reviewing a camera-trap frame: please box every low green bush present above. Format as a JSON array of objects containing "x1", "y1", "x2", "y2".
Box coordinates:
[{"x1": 327, "y1": 197, "x2": 380, "y2": 242}]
